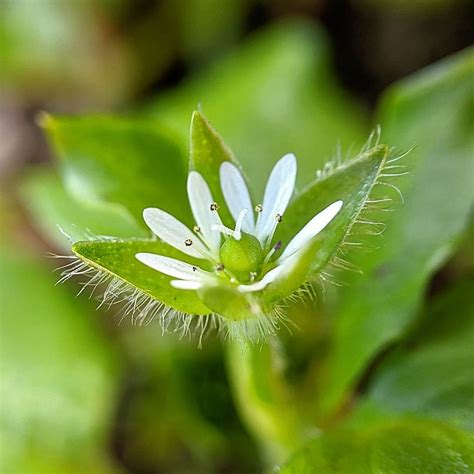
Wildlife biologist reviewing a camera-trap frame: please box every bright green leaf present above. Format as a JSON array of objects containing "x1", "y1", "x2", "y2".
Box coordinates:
[
  {"x1": 42, "y1": 114, "x2": 191, "y2": 227},
  {"x1": 20, "y1": 167, "x2": 147, "y2": 251},
  {"x1": 0, "y1": 246, "x2": 119, "y2": 473},
  {"x1": 319, "y1": 47, "x2": 474, "y2": 415}
]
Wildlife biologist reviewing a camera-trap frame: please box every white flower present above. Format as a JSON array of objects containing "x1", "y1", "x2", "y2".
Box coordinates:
[{"x1": 136, "y1": 154, "x2": 343, "y2": 295}]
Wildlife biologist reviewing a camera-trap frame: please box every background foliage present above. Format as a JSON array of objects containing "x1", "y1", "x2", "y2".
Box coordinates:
[{"x1": 1, "y1": 1, "x2": 473, "y2": 473}]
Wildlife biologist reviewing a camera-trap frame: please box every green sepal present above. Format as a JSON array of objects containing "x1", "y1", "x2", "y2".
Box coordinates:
[
  {"x1": 198, "y1": 285, "x2": 260, "y2": 322},
  {"x1": 72, "y1": 239, "x2": 211, "y2": 315},
  {"x1": 189, "y1": 111, "x2": 246, "y2": 225},
  {"x1": 277, "y1": 144, "x2": 390, "y2": 275}
]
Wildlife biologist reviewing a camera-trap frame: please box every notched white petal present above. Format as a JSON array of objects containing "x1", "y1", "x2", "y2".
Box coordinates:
[
  {"x1": 279, "y1": 200, "x2": 343, "y2": 262},
  {"x1": 170, "y1": 280, "x2": 204, "y2": 290},
  {"x1": 143, "y1": 207, "x2": 208, "y2": 258},
  {"x1": 136, "y1": 253, "x2": 208, "y2": 281},
  {"x1": 237, "y1": 265, "x2": 282, "y2": 293},
  {"x1": 220, "y1": 162, "x2": 255, "y2": 233},
  {"x1": 256, "y1": 153, "x2": 297, "y2": 243},
  {"x1": 187, "y1": 171, "x2": 222, "y2": 253}
]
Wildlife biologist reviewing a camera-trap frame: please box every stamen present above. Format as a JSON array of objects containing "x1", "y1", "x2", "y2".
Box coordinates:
[
  {"x1": 263, "y1": 215, "x2": 284, "y2": 249},
  {"x1": 263, "y1": 241, "x2": 282, "y2": 266},
  {"x1": 250, "y1": 272, "x2": 257, "y2": 282},
  {"x1": 210, "y1": 202, "x2": 220, "y2": 212},
  {"x1": 234, "y1": 209, "x2": 248, "y2": 240},
  {"x1": 193, "y1": 225, "x2": 201, "y2": 233},
  {"x1": 192, "y1": 266, "x2": 197, "y2": 272},
  {"x1": 184, "y1": 239, "x2": 193, "y2": 247},
  {"x1": 255, "y1": 204, "x2": 263, "y2": 213},
  {"x1": 212, "y1": 223, "x2": 237, "y2": 238},
  {"x1": 216, "y1": 263, "x2": 225, "y2": 272}
]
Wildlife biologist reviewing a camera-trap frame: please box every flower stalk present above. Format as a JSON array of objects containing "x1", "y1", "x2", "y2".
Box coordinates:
[{"x1": 225, "y1": 337, "x2": 305, "y2": 466}]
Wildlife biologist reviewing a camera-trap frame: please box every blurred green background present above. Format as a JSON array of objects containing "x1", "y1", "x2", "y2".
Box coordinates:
[{"x1": 0, "y1": 1, "x2": 473, "y2": 473}]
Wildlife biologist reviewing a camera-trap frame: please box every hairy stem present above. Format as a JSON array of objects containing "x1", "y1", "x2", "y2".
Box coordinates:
[{"x1": 224, "y1": 337, "x2": 305, "y2": 466}]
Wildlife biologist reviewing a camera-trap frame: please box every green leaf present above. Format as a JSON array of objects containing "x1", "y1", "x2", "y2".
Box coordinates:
[
  {"x1": 20, "y1": 167, "x2": 147, "y2": 251},
  {"x1": 364, "y1": 277, "x2": 474, "y2": 432},
  {"x1": 0, "y1": 245, "x2": 119, "y2": 473},
  {"x1": 72, "y1": 239, "x2": 211, "y2": 315},
  {"x1": 280, "y1": 418, "x2": 474, "y2": 473},
  {"x1": 148, "y1": 20, "x2": 368, "y2": 195},
  {"x1": 42, "y1": 114, "x2": 191, "y2": 227},
  {"x1": 318, "y1": 47, "x2": 474, "y2": 415}
]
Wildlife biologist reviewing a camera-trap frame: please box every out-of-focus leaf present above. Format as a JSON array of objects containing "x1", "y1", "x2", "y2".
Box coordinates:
[
  {"x1": 319, "y1": 47, "x2": 474, "y2": 415},
  {"x1": 0, "y1": 0, "x2": 130, "y2": 105},
  {"x1": 0, "y1": 246, "x2": 120, "y2": 473},
  {"x1": 364, "y1": 277, "x2": 474, "y2": 432},
  {"x1": 280, "y1": 417, "x2": 474, "y2": 473},
  {"x1": 356, "y1": 0, "x2": 466, "y2": 12},
  {"x1": 148, "y1": 20, "x2": 368, "y2": 195},
  {"x1": 42, "y1": 114, "x2": 191, "y2": 227},
  {"x1": 72, "y1": 239, "x2": 211, "y2": 315},
  {"x1": 20, "y1": 167, "x2": 147, "y2": 251},
  {"x1": 181, "y1": 0, "x2": 249, "y2": 65}
]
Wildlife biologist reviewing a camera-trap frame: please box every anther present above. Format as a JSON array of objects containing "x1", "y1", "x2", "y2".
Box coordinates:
[
  {"x1": 210, "y1": 202, "x2": 220, "y2": 211},
  {"x1": 192, "y1": 266, "x2": 197, "y2": 272},
  {"x1": 275, "y1": 213, "x2": 283, "y2": 223},
  {"x1": 216, "y1": 263, "x2": 225, "y2": 272},
  {"x1": 193, "y1": 225, "x2": 201, "y2": 233},
  {"x1": 184, "y1": 239, "x2": 193, "y2": 247},
  {"x1": 274, "y1": 241, "x2": 282, "y2": 251},
  {"x1": 255, "y1": 204, "x2": 263, "y2": 213}
]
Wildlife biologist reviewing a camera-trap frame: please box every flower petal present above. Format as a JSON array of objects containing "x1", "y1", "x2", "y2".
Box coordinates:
[
  {"x1": 256, "y1": 153, "x2": 297, "y2": 243},
  {"x1": 143, "y1": 207, "x2": 208, "y2": 258},
  {"x1": 220, "y1": 162, "x2": 255, "y2": 232},
  {"x1": 278, "y1": 200, "x2": 343, "y2": 262},
  {"x1": 237, "y1": 266, "x2": 282, "y2": 293},
  {"x1": 136, "y1": 253, "x2": 209, "y2": 281},
  {"x1": 187, "y1": 171, "x2": 221, "y2": 253},
  {"x1": 170, "y1": 280, "x2": 204, "y2": 290}
]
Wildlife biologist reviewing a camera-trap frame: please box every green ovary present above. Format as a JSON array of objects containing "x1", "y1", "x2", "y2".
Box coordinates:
[{"x1": 219, "y1": 233, "x2": 264, "y2": 283}]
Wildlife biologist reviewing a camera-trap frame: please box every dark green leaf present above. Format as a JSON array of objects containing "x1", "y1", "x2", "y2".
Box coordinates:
[
  {"x1": 281, "y1": 418, "x2": 474, "y2": 473},
  {"x1": 319, "y1": 47, "x2": 474, "y2": 415},
  {"x1": 365, "y1": 278, "x2": 474, "y2": 432}
]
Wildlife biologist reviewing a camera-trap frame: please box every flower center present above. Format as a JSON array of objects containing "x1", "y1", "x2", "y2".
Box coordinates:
[{"x1": 219, "y1": 233, "x2": 264, "y2": 283}]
